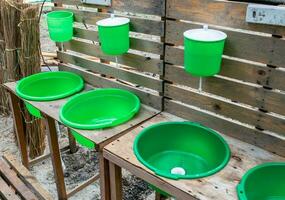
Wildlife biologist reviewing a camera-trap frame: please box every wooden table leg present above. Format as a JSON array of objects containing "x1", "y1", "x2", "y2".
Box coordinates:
[
  {"x1": 155, "y1": 192, "x2": 168, "y2": 200},
  {"x1": 45, "y1": 115, "x2": 67, "y2": 200},
  {"x1": 67, "y1": 129, "x2": 77, "y2": 154},
  {"x1": 99, "y1": 151, "x2": 111, "y2": 200},
  {"x1": 8, "y1": 92, "x2": 29, "y2": 168},
  {"x1": 109, "y1": 162, "x2": 122, "y2": 200}
]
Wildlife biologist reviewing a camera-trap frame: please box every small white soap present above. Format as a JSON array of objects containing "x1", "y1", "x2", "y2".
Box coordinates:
[{"x1": 171, "y1": 167, "x2": 186, "y2": 176}]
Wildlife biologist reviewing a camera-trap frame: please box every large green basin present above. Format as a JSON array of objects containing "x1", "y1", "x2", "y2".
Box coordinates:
[
  {"x1": 60, "y1": 88, "x2": 140, "y2": 130},
  {"x1": 237, "y1": 163, "x2": 285, "y2": 200},
  {"x1": 16, "y1": 71, "x2": 84, "y2": 118},
  {"x1": 16, "y1": 71, "x2": 84, "y2": 101},
  {"x1": 134, "y1": 122, "x2": 231, "y2": 180}
]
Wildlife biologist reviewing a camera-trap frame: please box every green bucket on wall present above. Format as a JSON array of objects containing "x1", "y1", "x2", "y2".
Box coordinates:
[
  {"x1": 47, "y1": 10, "x2": 74, "y2": 42},
  {"x1": 184, "y1": 25, "x2": 227, "y2": 77},
  {"x1": 97, "y1": 15, "x2": 130, "y2": 55}
]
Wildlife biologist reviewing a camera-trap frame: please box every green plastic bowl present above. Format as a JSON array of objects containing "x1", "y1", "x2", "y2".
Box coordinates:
[
  {"x1": 16, "y1": 71, "x2": 84, "y2": 118},
  {"x1": 25, "y1": 102, "x2": 42, "y2": 118},
  {"x1": 184, "y1": 26, "x2": 227, "y2": 77},
  {"x1": 134, "y1": 122, "x2": 231, "y2": 180},
  {"x1": 70, "y1": 130, "x2": 96, "y2": 149},
  {"x1": 97, "y1": 16, "x2": 130, "y2": 55},
  {"x1": 237, "y1": 163, "x2": 285, "y2": 200},
  {"x1": 47, "y1": 10, "x2": 74, "y2": 42},
  {"x1": 60, "y1": 88, "x2": 140, "y2": 130}
]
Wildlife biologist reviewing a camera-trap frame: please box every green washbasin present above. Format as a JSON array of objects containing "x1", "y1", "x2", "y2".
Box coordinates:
[
  {"x1": 60, "y1": 88, "x2": 140, "y2": 130},
  {"x1": 70, "y1": 130, "x2": 96, "y2": 149},
  {"x1": 60, "y1": 88, "x2": 140, "y2": 148},
  {"x1": 237, "y1": 163, "x2": 285, "y2": 200},
  {"x1": 16, "y1": 71, "x2": 84, "y2": 118},
  {"x1": 134, "y1": 122, "x2": 231, "y2": 180}
]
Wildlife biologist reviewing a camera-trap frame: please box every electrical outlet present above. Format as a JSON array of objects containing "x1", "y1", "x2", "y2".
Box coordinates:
[
  {"x1": 81, "y1": 0, "x2": 111, "y2": 6},
  {"x1": 246, "y1": 4, "x2": 285, "y2": 26}
]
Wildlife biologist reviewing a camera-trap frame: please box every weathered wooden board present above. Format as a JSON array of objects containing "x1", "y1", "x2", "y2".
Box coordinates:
[
  {"x1": 3, "y1": 153, "x2": 53, "y2": 200},
  {"x1": 58, "y1": 51, "x2": 163, "y2": 92},
  {"x1": 218, "y1": 59, "x2": 285, "y2": 92},
  {"x1": 4, "y1": 82, "x2": 160, "y2": 149},
  {"x1": 166, "y1": 0, "x2": 285, "y2": 35},
  {"x1": 165, "y1": 64, "x2": 285, "y2": 117},
  {"x1": 53, "y1": 7, "x2": 164, "y2": 36},
  {"x1": 165, "y1": 46, "x2": 285, "y2": 91},
  {"x1": 166, "y1": 20, "x2": 285, "y2": 68},
  {"x1": 0, "y1": 159, "x2": 38, "y2": 200},
  {"x1": 61, "y1": 0, "x2": 165, "y2": 16},
  {"x1": 73, "y1": 27, "x2": 163, "y2": 55},
  {"x1": 59, "y1": 64, "x2": 163, "y2": 109},
  {"x1": 0, "y1": 176, "x2": 21, "y2": 200},
  {"x1": 165, "y1": 84, "x2": 285, "y2": 136},
  {"x1": 104, "y1": 112, "x2": 285, "y2": 200},
  {"x1": 64, "y1": 39, "x2": 163, "y2": 75},
  {"x1": 165, "y1": 59, "x2": 285, "y2": 92}
]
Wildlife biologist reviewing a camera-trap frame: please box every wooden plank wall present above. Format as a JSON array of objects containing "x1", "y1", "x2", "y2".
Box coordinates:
[
  {"x1": 53, "y1": 0, "x2": 165, "y2": 110},
  {"x1": 164, "y1": 0, "x2": 285, "y2": 157},
  {"x1": 53, "y1": 0, "x2": 285, "y2": 157}
]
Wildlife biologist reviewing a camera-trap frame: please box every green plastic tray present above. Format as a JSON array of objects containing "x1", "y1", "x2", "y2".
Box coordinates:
[
  {"x1": 237, "y1": 162, "x2": 285, "y2": 200},
  {"x1": 134, "y1": 121, "x2": 230, "y2": 180}
]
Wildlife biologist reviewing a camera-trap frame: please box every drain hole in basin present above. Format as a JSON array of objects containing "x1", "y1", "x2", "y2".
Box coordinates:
[{"x1": 171, "y1": 167, "x2": 186, "y2": 176}]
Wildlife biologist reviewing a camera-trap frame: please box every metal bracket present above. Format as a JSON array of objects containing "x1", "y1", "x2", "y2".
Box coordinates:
[
  {"x1": 246, "y1": 4, "x2": 285, "y2": 26},
  {"x1": 81, "y1": 0, "x2": 111, "y2": 6}
]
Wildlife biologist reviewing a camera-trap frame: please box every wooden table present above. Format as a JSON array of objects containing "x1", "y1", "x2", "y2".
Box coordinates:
[
  {"x1": 103, "y1": 112, "x2": 285, "y2": 200},
  {"x1": 4, "y1": 82, "x2": 160, "y2": 200}
]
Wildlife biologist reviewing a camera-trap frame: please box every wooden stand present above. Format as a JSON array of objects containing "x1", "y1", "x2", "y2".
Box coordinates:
[
  {"x1": 4, "y1": 0, "x2": 285, "y2": 199},
  {"x1": 103, "y1": 112, "x2": 285, "y2": 200},
  {"x1": 4, "y1": 82, "x2": 159, "y2": 200}
]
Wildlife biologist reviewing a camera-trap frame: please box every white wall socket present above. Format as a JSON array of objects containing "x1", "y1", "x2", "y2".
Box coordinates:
[
  {"x1": 81, "y1": 0, "x2": 111, "y2": 6},
  {"x1": 246, "y1": 4, "x2": 285, "y2": 26}
]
